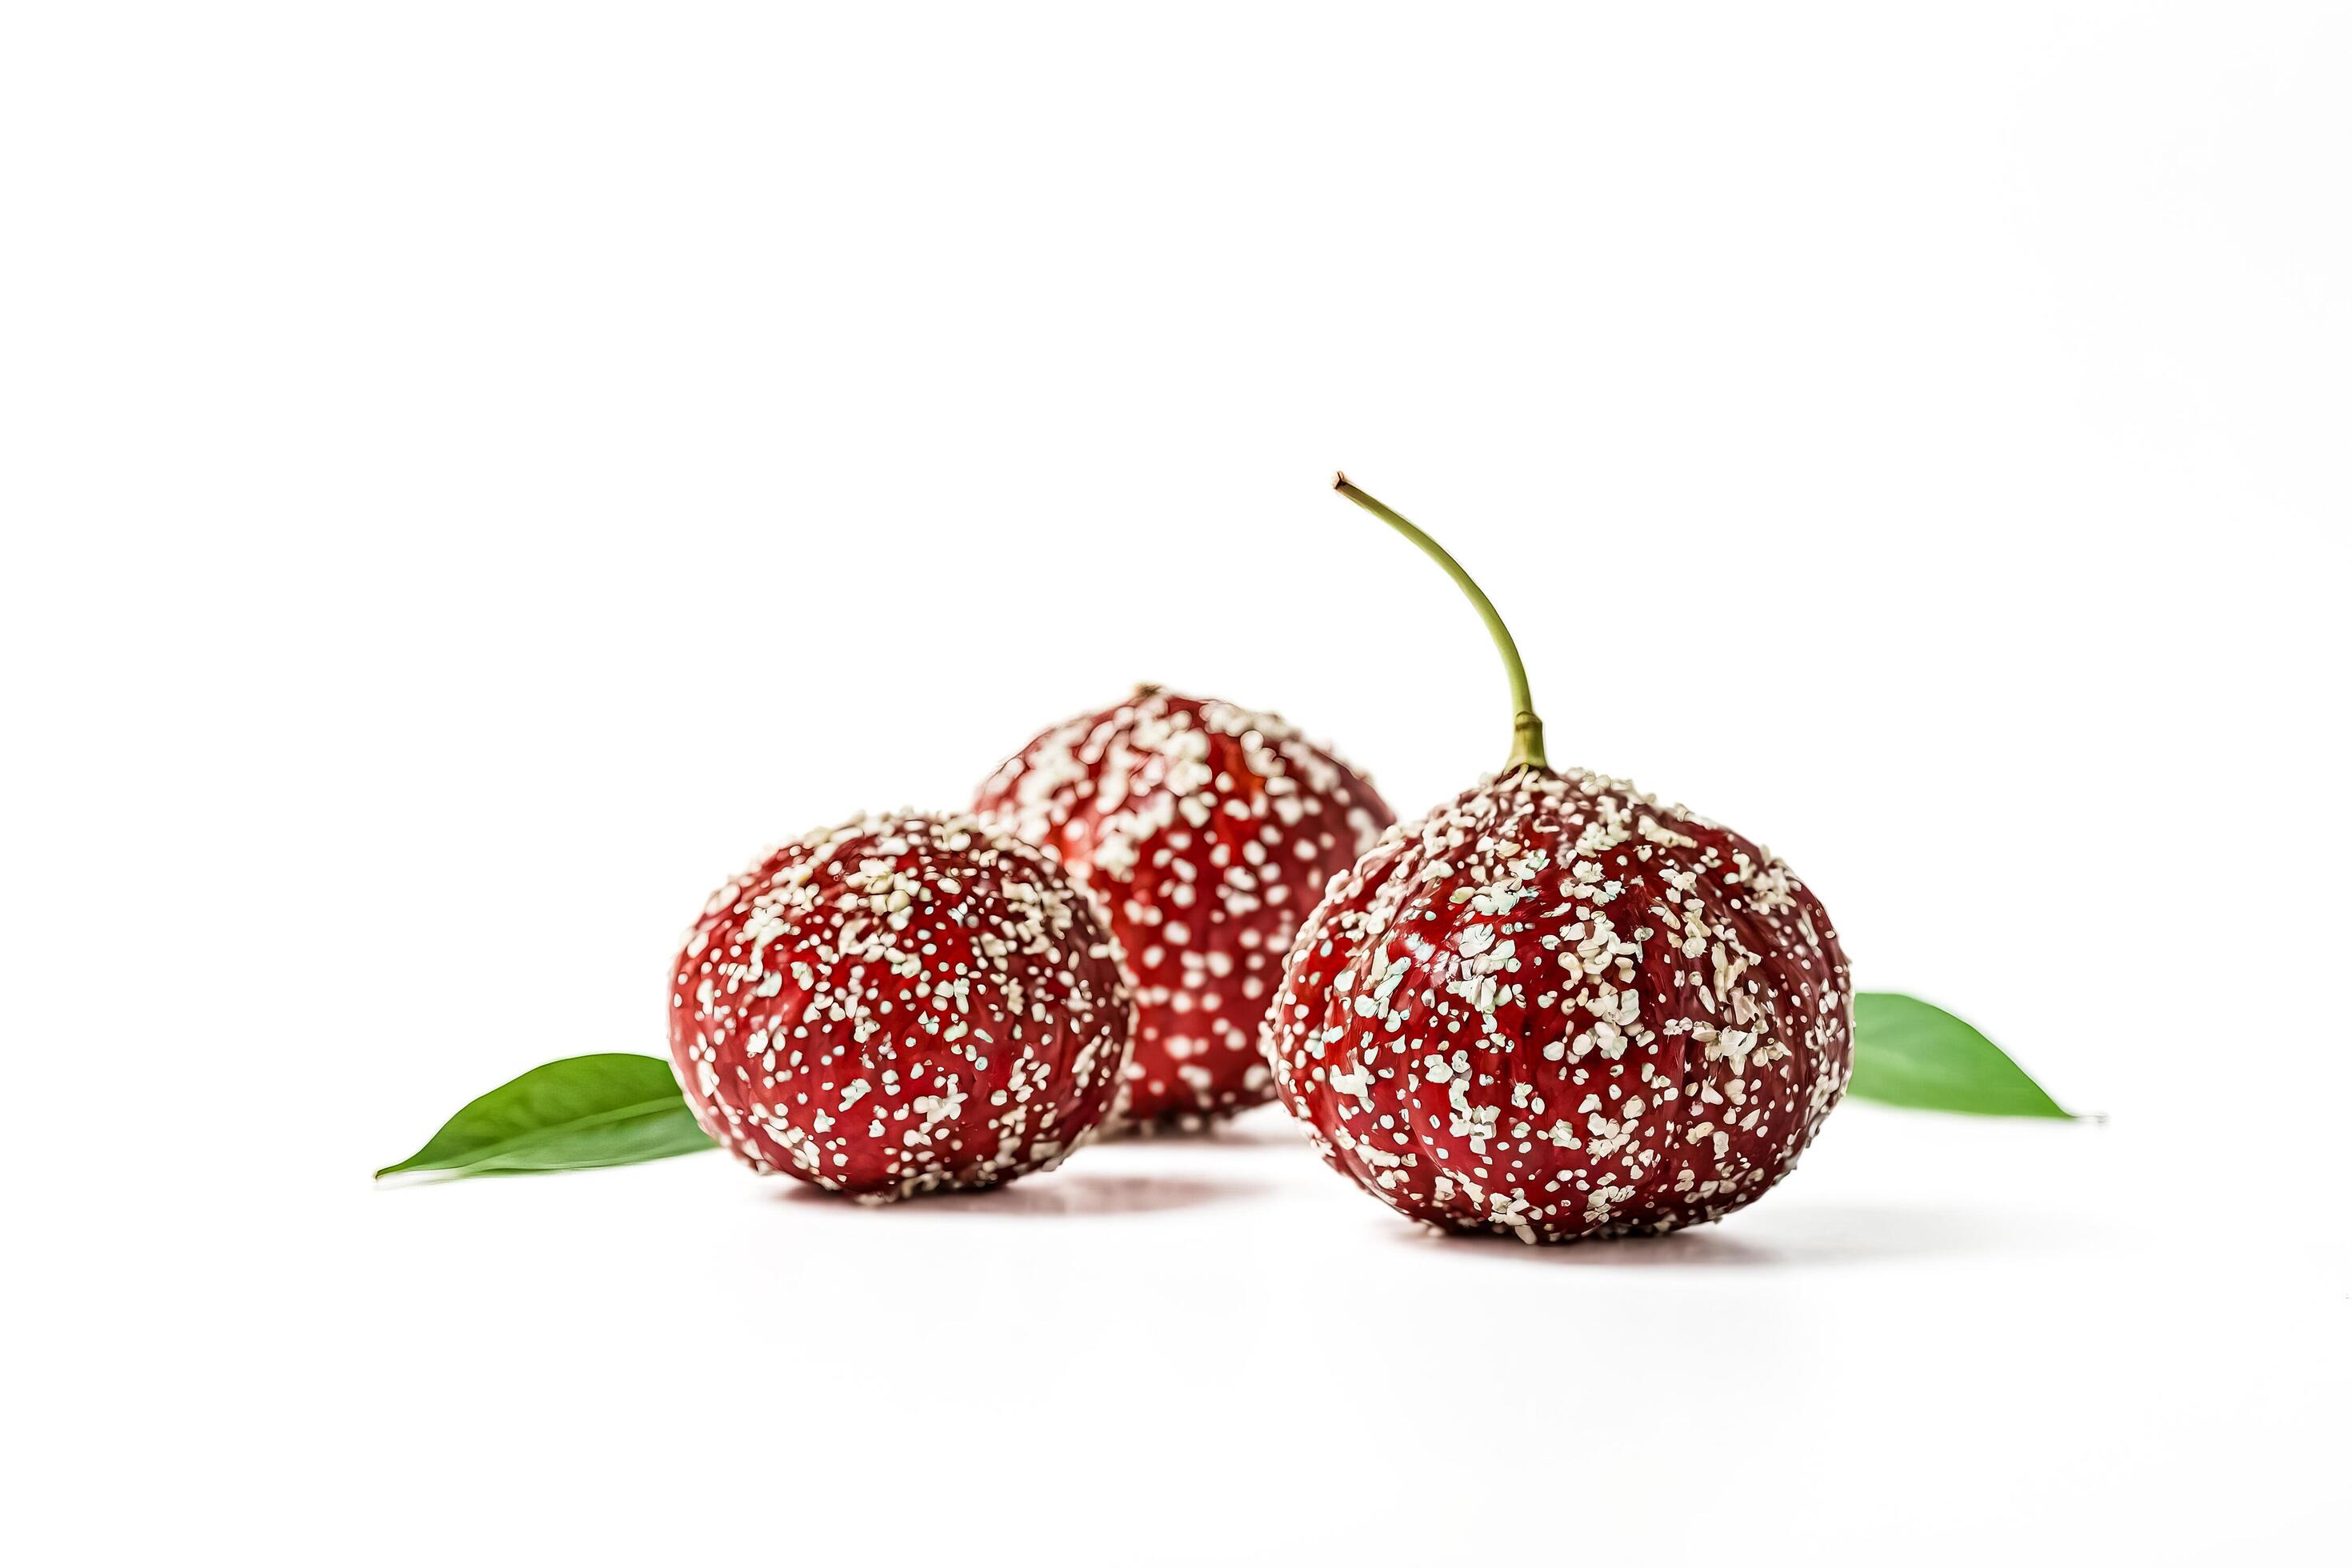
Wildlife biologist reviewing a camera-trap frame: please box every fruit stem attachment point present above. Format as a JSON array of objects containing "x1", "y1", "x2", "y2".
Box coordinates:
[{"x1": 1333, "y1": 473, "x2": 1547, "y2": 774}]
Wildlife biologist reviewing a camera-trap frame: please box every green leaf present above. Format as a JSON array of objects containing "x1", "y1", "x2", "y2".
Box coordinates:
[
  {"x1": 377, "y1": 1053, "x2": 715, "y2": 1180},
  {"x1": 1849, "y1": 992, "x2": 2074, "y2": 1118}
]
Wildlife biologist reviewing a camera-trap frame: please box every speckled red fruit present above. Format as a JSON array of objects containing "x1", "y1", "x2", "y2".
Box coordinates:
[
  {"x1": 666, "y1": 812, "x2": 1131, "y2": 1202},
  {"x1": 1267, "y1": 767, "x2": 1852, "y2": 1242},
  {"x1": 976, "y1": 688, "x2": 1393, "y2": 1126}
]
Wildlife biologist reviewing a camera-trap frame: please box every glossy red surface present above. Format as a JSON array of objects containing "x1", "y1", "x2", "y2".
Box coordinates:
[
  {"x1": 667, "y1": 813, "x2": 1130, "y2": 1200},
  {"x1": 977, "y1": 689, "x2": 1393, "y2": 1125},
  {"x1": 1267, "y1": 767, "x2": 1852, "y2": 1242}
]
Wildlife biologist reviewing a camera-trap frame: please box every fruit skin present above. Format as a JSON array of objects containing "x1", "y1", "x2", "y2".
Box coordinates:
[
  {"x1": 1266, "y1": 767, "x2": 1851, "y2": 1242},
  {"x1": 976, "y1": 688, "x2": 1394, "y2": 1126},
  {"x1": 667, "y1": 812, "x2": 1131, "y2": 1202}
]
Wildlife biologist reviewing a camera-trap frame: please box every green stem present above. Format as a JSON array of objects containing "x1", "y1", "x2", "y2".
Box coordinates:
[{"x1": 1334, "y1": 473, "x2": 1547, "y2": 772}]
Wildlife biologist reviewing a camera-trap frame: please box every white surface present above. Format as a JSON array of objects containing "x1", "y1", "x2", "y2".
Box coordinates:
[{"x1": 4, "y1": 3, "x2": 2346, "y2": 1564}]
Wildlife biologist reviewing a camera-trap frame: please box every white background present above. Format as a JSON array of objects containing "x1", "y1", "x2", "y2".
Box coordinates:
[{"x1": 4, "y1": 4, "x2": 2346, "y2": 1563}]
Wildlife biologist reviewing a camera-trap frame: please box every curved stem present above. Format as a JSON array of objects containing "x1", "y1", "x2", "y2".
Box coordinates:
[{"x1": 1333, "y1": 473, "x2": 1547, "y2": 773}]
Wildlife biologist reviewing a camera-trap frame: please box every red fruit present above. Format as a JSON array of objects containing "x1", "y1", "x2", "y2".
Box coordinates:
[
  {"x1": 1270, "y1": 767, "x2": 1852, "y2": 1241},
  {"x1": 667, "y1": 812, "x2": 1131, "y2": 1201},
  {"x1": 1265, "y1": 479, "x2": 1853, "y2": 1242},
  {"x1": 976, "y1": 688, "x2": 1394, "y2": 1126}
]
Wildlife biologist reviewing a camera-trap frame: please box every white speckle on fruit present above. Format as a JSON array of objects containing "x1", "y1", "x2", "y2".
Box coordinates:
[
  {"x1": 1264, "y1": 767, "x2": 1852, "y2": 1243},
  {"x1": 666, "y1": 812, "x2": 1131, "y2": 1201},
  {"x1": 974, "y1": 690, "x2": 1393, "y2": 1126}
]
